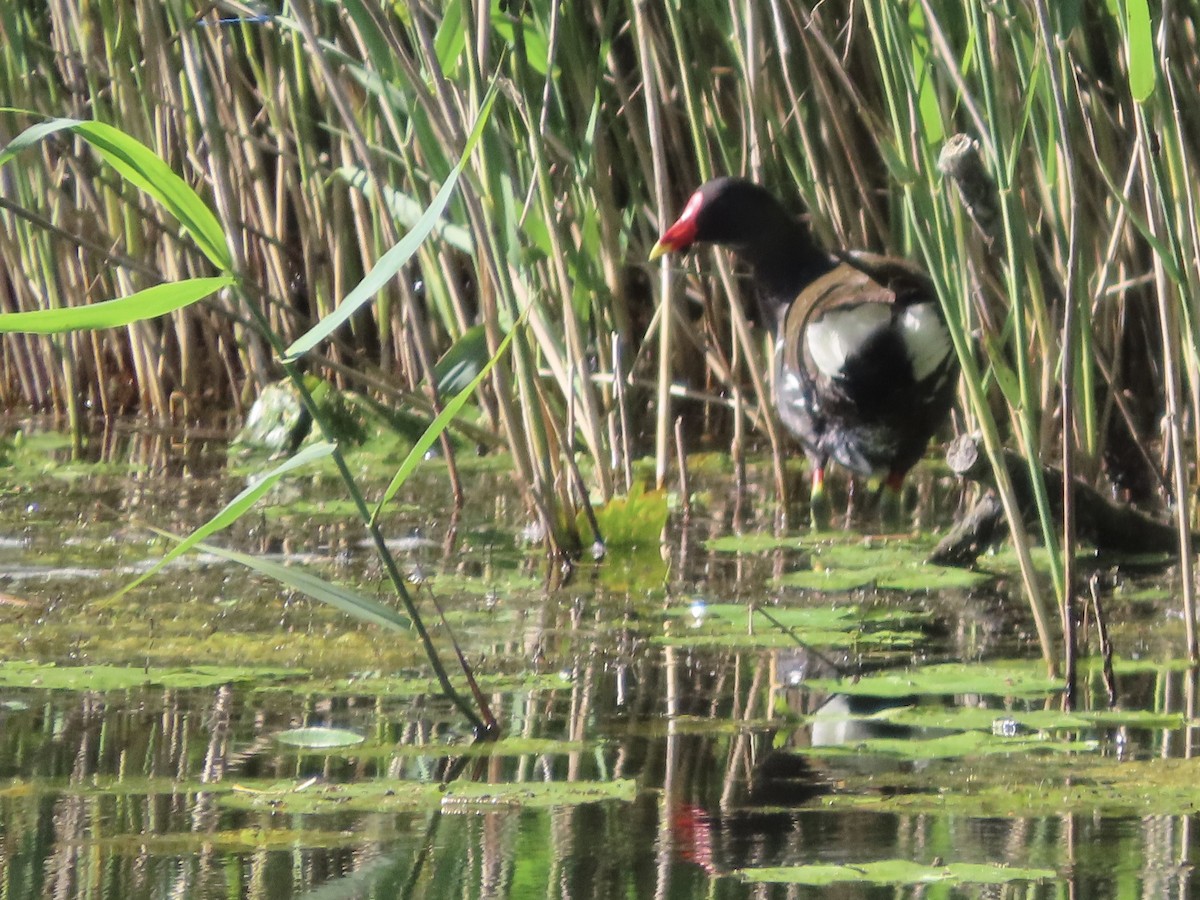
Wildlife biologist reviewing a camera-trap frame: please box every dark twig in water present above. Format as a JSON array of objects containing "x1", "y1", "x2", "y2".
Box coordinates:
[
  {"x1": 931, "y1": 434, "x2": 1192, "y2": 567},
  {"x1": 1088, "y1": 573, "x2": 1118, "y2": 708},
  {"x1": 675, "y1": 416, "x2": 691, "y2": 521},
  {"x1": 752, "y1": 606, "x2": 849, "y2": 678}
]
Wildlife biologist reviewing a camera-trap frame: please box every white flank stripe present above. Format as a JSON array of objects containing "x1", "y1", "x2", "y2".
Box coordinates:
[
  {"x1": 806, "y1": 304, "x2": 890, "y2": 378},
  {"x1": 900, "y1": 303, "x2": 953, "y2": 382}
]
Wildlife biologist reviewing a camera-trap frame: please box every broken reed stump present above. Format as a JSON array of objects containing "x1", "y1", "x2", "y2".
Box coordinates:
[
  {"x1": 937, "y1": 134, "x2": 1003, "y2": 250},
  {"x1": 930, "y1": 434, "x2": 1188, "y2": 567}
]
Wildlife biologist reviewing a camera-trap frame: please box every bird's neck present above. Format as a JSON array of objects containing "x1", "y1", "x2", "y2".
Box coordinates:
[{"x1": 737, "y1": 222, "x2": 833, "y2": 331}]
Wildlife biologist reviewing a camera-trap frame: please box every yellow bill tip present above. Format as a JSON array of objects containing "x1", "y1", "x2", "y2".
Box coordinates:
[{"x1": 648, "y1": 239, "x2": 671, "y2": 262}]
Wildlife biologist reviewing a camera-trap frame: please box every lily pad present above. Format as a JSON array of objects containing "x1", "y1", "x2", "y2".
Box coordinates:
[
  {"x1": 295, "y1": 737, "x2": 593, "y2": 760},
  {"x1": 257, "y1": 670, "x2": 571, "y2": 699},
  {"x1": 274, "y1": 727, "x2": 366, "y2": 748},
  {"x1": 657, "y1": 603, "x2": 924, "y2": 650},
  {"x1": 824, "y1": 756, "x2": 1200, "y2": 818},
  {"x1": 738, "y1": 860, "x2": 1055, "y2": 886},
  {"x1": 875, "y1": 566, "x2": 996, "y2": 591},
  {"x1": 425, "y1": 570, "x2": 543, "y2": 595},
  {"x1": 705, "y1": 534, "x2": 807, "y2": 553},
  {"x1": 806, "y1": 661, "x2": 1061, "y2": 700},
  {"x1": 666, "y1": 602, "x2": 922, "y2": 629},
  {"x1": 778, "y1": 539, "x2": 994, "y2": 592},
  {"x1": 0, "y1": 776, "x2": 234, "y2": 800},
  {"x1": 441, "y1": 778, "x2": 636, "y2": 808},
  {"x1": 805, "y1": 728, "x2": 1096, "y2": 760},
  {"x1": 221, "y1": 780, "x2": 445, "y2": 814},
  {"x1": 220, "y1": 778, "x2": 636, "y2": 814},
  {"x1": 87, "y1": 827, "x2": 371, "y2": 853},
  {"x1": 263, "y1": 498, "x2": 367, "y2": 520},
  {"x1": 777, "y1": 569, "x2": 879, "y2": 591},
  {"x1": 390, "y1": 737, "x2": 589, "y2": 758},
  {"x1": 0, "y1": 661, "x2": 303, "y2": 691},
  {"x1": 878, "y1": 704, "x2": 1185, "y2": 733},
  {"x1": 1113, "y1": 586, "x2": 1172, "y2": 604},
  {"x1": 817, "y1": 541, "x2": 935, "y2": 568}
]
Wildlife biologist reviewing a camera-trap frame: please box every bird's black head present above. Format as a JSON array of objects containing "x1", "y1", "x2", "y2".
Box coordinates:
[{"x1": 649, "y1": 177, "x2": 793, "y2": 258}]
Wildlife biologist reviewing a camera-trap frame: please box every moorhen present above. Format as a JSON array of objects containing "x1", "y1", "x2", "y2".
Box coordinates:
[{"x1": 649, "y1": 177, "x2": 958, "y2": 527}]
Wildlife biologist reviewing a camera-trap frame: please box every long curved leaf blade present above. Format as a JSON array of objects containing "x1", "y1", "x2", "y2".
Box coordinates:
[
  {"x1": 283, "y1": 80, "x2": 499, "y2": 362},
  {"x1": 112, "y1": 441, "x2": 337, "y2": 598},
  {"x1": 0, "y1": 117, "x2": 231, "y2": 270},
  {"x1": 186, "y1": 539, "x2": 412, "y2": 632},
  {"x1": 0, "y1": 116, "x2": 79, "y2": 165},
  {"x1": 337, "y1": 165, "x2": 474, "y2": 255},
  {"x1": 372, "y1": 318, "x2": 520, "y2": 523},
  {"x1": 0, "y1": 277, "x2": 233, "y2": 334}
]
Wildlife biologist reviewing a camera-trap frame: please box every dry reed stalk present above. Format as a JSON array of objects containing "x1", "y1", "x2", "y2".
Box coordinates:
[{"x1": 0, "y1": 1, "x2": 1198, "y2": 620}]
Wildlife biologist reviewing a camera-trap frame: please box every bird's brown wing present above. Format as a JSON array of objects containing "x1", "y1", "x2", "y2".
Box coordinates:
[
  {"x1": 780, "y1": 261, "x2": 897, "y2": 378},
  {"x1": 834, "y1": 250, "x2": 937, "y2": 307}
]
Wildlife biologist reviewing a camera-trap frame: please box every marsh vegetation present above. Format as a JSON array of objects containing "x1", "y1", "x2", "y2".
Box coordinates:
[{"x1": 1, "y1": 0, "x2": 1199, "y2": 896}]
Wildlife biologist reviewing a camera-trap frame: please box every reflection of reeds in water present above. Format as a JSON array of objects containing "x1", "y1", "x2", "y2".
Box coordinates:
[
  {"x1": 2, "y1": 2, "x2": 1197, "y2": 647},
  {"x1": 4, "y1": 622, "x2": 1199, "y2": 894}
]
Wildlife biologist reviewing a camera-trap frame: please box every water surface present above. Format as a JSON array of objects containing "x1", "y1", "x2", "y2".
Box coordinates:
[{"x1": 0, "y1": 420, "x2": 1194, "y2": 898}]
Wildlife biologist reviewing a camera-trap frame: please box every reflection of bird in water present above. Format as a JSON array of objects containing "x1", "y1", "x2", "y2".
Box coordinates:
[
  {"x1": 809, "y1": 692, "x2": 923, "y2": 747},
  {"x1": 670, "y1": 691, "x2": 950, "y2": 875},
  {"x1": 670, "y1": 751, "x2": 832, "y2": 875}
]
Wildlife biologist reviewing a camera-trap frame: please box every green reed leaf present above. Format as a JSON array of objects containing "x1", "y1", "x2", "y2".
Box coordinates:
[
  {"x1": 111, "y1": 442, "x2": 337, "y2": 599},
  {"x1": 282, "y1": 79, "x2": 499, "y2": 363},
  {"x1": 0, "y1": 277, "x2": 233, "y2": 334},
  {"x1": 1125, "y1": 0, "x2": 1156, "y2": 102},
  {"x1": 0, "y1": 116, "x2": 232, "y2": 269},
  {"x1": 185, "y1": 539, "x2": 413, "y2": 633}
]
